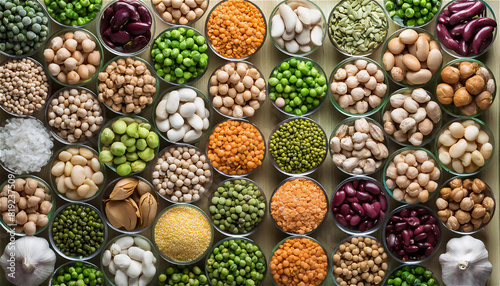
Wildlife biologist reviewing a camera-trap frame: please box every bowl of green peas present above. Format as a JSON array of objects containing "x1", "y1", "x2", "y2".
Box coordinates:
[
  {"x1": 268, "y1": 57, "x2": 328, "y2": 117},
  {"x1": 384, "y1": 0, "x2": 441, "y2": 27},
  {"x1": 384, "y1": 264, "x2": 440, "y2": 286},
  {"x1": 50, "y1": 261, "x2": 105, "y2": 286},
  {"x1": 157, "y1": 265, "x2": 209, "y2": 286},
  {"x1": 43, "y1": 0, "x2": 101, "y2": 27}
]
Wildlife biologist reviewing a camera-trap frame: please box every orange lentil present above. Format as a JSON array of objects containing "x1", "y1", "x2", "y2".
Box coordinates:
[
  {"x1": 207, "y1": 120, "x2": 265, "y2": 175},
  {"x1": 206, "y1": 0, "x2": 266, "y2": 59},
  {"x1": 270, "y1": 237, "x2": 328, "y2": 286},
  {"x1": 271, "y1": 178, "x2": 328, "y2": 234}
]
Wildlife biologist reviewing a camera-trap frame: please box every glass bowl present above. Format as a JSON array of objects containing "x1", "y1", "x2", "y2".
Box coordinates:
[
  {"x1": 150, "y1": 25, "x2": 209, "y2": 86},
  {"x1": 383, "y1": 204, "x2": 442, "y2": 264},
  {"x1": 49, "y1": 144, "x2": 107, "y2": 203},
  {"x1": 434, "y1": 58, "x2": 496, "y2": 118},
  {"x1": 206, "y1": 119, "x2": 266, "y2": 177},
  {"x1": 434, "y1": 117, "x2": 495, "y2": 176},
  {"x1": 96, "y1": 55, "x2": 160, "y2": 116},
  {"x1": 207, "y1": 61, "x2": 267, "y2": 119},
  {"x1": 435, "y1": 0, "x2": 497, "y2": 58},
  {"x1": 270, "y1": 176, "x2": 328, "y2": 236},
  {"x1": 268, "y1": 57, "x2": 328, "y2": 117},
  {"x1": 436, "y1": 176, "x2": 495, "y2": 235},
  {"x1": 328, "y1": 0, "x2": 389, "y2": 56},
  {"x1": 49, "y1": 202, "x2": 108, "y2": 261},
  {"x1": 43, "y1": 0, "x2": 100, "y2": 28},
  {"x1": 383, "y1": 264, "x2": 441, "y2": 285},
  {"x1": 152, "y1": 86, "x2": 213, "y2": 144},
  {"x1": 100, "y1": 175, "x2": 158, "y2": 234},
  {"x1": 152, "y1": 144, "x2": 213, "y2": 204},
  {"x1": 0, "y1": 175, "x2": 56, "y2": 236},
  {"x1": 383, "y1": 147, "x2": 442, "y2": 204},
  {"x1": 204, "y1": 0, "x2": 267, "y2": 61},
  {"x1": 42, "y1": 28, "x2": 103, "y2": 87},
  {"x1": 151, "y1": 0, "x2": 209, "y2": 26},
  {"x1": 0, "y1": 58, "x2": 50, "y2": 117},
  {"x1": 329, "y1": 57, "x2": 390, "y2": 117},
  {"x1": 96, "y1": 0, "x2": 155, "y2": 56},
  {"x1": 331, "y1": 176, "x2": 388, "y2": 235},
  {"x1": 381, "y1": 27, "x2": 443, "y2": 87},
  {"x1": 49, "y1": 261, "x2": 104, "y2": 286},
  {"x1": 329, "y1": 117, "x2": 388, "y2": 176},
  {"x1": 101, "y1": 234, "x2": 160, "y2": 286},
  {"x1": 153, "y1": 204, "x2": 214, "y2": 265},
  {"x1": 45, "y1": 86, "x2": 105, "y2": 145},
  {"x1": 384, "y1": 0, "x2": 441, "y2": 28},
  {"x1": 269, "y1": 117, "x2": 327, "y2": 176},
  {"x1": 269, "y1": 0, "x2": 326, "y2": 57}
]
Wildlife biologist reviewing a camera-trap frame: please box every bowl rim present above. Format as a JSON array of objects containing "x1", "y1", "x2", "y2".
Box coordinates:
[
  {"x1": 382, "y1": 263, "x2": 441, "y2": 285},
  {"x1": 150, "y1": 0, "x2": 210, "y2": 26},
  {"x1": 383, "y1": 0, "x2": 442, "y2": 28},
  {"x1": 49, "y1": 260, "x2": 101, "y2": 285}
]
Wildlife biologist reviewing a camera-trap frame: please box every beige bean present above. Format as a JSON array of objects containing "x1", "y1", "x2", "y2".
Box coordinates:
[{"x1": 449, "y1": 139, "x2": 467, "y2": 158}]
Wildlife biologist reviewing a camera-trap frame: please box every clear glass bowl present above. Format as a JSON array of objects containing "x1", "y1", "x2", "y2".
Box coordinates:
[
  {"x1": 0, "y1": 57, "x2": 50, "y2": 117},
  {"x1": 49, "y1": 261, "x2": 103, "y2": 285},
  {"x1": 436, "y1": 176, "x2": 496, "y2": 235},
  {"x1": 152, "y1": 144, "x2": 213, "y2": 204},
  {"x1": 269, "y1": 117, "x2": 327, "y2": 176},
  {"x1": 269, "y1": 176, "x2": 328, "y2": 236},
  {"x1": 383, "y1": 264, "x2": 441, "y2": 285},
  {"x1": 269, "y1": 0, "x2": 326, "y2": 57},
  {"x1": 151, "y1": 0, "x2": 209, "y2": 26},
  {"x1": 434, "y1": 58, "x2": 496, "y2": 118},
  {"x1": 44, "y1": 86, "x2": 105, "y2": 145},
  {"x1": 331, "y1": 176, "x2": 387, "y2": 235},
  {"x1": 329, "y1": 56, "x2": 390, "y2": 117},
  {"x1": 204, "y1": 0, "x2": 267, "y2": 61},
  {"x1": 383, "y1": 204, "x2": 442, "y2": 264},
  {"x1": 328, "y1": 0, "x2": 389, "y2": 56},
  {"x1": 384, "y1": 0, "x2": 442, "y2": 28},
  {"x1": 96, "y1": 0, "x2": 155, "y2": 56},
  {"x1": 153, "y1": 204, "x2": 214, "y2": 265},
  {"x1": 381, "y1": 27, "x2": 443, "y2": 87},
  {"x1": 42, "y1": 28, "x2": 104, "y2": 87},
  {"x1": 207, "y1": 61, "x2": 267, "y2": 119},
  {"x1": 435, "y1": 0, "x2": 497, "y2": 58},
  {"x1": 43, "y1": 0, "x2": 99, "y2": 28},
  {"x1": 100, "y1": 175, "x2": 158, "y2": 234},
  {"x1": 268, "y1": 57, "x2": 328, "y2": 117},
  {"x1": 49, "y1": 202, "x2": 108, "y2": 261},
  {"x1": 0, "y1": 175, "x2": 56, "y2": 236},
  {"x1": 96, "y1": 55, "x2": 160, "y2": 116},
  {"x1": 152, "y1": 86, "x2": 213, "y2": 144},
  {"x1": 434, "y1": 117, "x2": 495, "y2": 176}
]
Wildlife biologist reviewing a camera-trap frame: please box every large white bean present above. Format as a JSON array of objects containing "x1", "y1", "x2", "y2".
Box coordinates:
[
  {"x1": 138, "y1": 274, "x2": 153, "y2": 286},
  {"x1": 296, "y1": 6, "x2": 313, "y2": 25},
  {"x1": 116, "y1": 236, "x2": 134, "y2": 249},
  {"x1": 438, "y1": 131, "x2": 457, "y2": 146},
  {"x1": 129, "y1": 277, "x2": 139, "y2": 286},
  {"x1": 203, "y1": 118, "x2": 210, "y2": 130},
  {"x1": 279, "y1": 4, "x2": 297, "y2": 32},
  {"x1": 156, "y1": 118, "x2": 171, "y2": 132},
  {"x1": 71, "y1": 165, "x2": 85, "y2": 186},
  {"x1": 169, "y1": 113, "x2": 184, "y2": 129},
  {"x1": 451, "y1": 159, "x2": 464, "y2": 173},
  {"x1": 274, "y1": 36, "x2": 285, "y2": 48},
  {"x1": 464, "y1": 125, "x2": 479, "y2": 141},
  {"x1": 127, "y1": 246, "x2": 146, "y2": 261},
  {"x1": 167, "y1": 128, "x2": 186, "y2": 142},
  {"x1": 271, "y1": 14, "x2": 285, "y2": 38},
  {"x1": 178, "y1": 88, "x2": 197, "y2": 101},
  {"x1": 108, "y1": 260, "x2": 117, "y2": 275},
  {"x1": 126, "y1": 260, "x2": 142, "y2": 278},
  {"x1": 284, "y1": 40, "x2": 300, "y2": 53},
  {"x1": 476, "y1": 130, "x2": 489, "y2": 144},
  {"x1": 449, "y1": 139, "x2": 467, "y2": 158},
  {"x1": 471, "y1": 150, "x2": 485, "y2": 166},
  {"x1": 179, "y1": 102, "x2": 196, "y2": 118},
  {"x1": 184, "y1": 130, "x2": 202, "y2": 142},
  {"x1": 480, "y1": 143, "x2": 493, "y2": 159},
  {"x1": 51, "y1": 161, "x2": 65, "y2": 177},
  {"x1": 310, "y1": 25, "x2": 323, "y2": 46},
  {"x1": 142, "y1": 251, "x2": 156, "y2": 278},
  {"x1": 114, "y1": 254, "x2": 132, "y2": 269},
  {"x1": 194, "y1": 97, "x2": 206, "y2": 118},
  {"x1": 439, "y1": 151, "x2": 452, "y2": 165},
  {"x1": 115, "y1": 269, "x2": 128, "y2": 286},
  {"x1": 102, "y1": 250, "x2": 111, "y2": 267},
  {"x1": 187, "y1": 114, "x2": 203, "y2": 131},
  {"x1": 166, "y1": 91, "x2": 180, "y2": 114},
  {"x1": 448, "y1": 122, "x2": 464, "y2": 138},
  {"x1": 156, "y1": 99, "x2": 168, "y2": 120},
  {"x1": 295, "y1": 25, "x2": 311, "y2": 45},
  {"x1": 134, "y1": 237, "x2": 151, "y2": 251}
]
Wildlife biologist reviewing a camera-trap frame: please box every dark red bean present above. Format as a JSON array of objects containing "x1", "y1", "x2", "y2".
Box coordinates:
[
  {"x1": 109, "y1": 30, "x2": 132, "y2": 44},
  {"x1": 372, "y1": 202, "x2": 381, "y2": 214},
  {"x1": 363, "y1": 203, "x2": 378, "y2": 219},
  {"x1": 451, "y1": 22, "x2": 469, "y2": 36},
  {"x1": 437, "y1": 23, "x2": 460, "y2": 52},
  {"x1": 102, "y1": 37, "x2": 116, "y2": 48},
  {"x1": 346, "y1": 196, "x2": 359, "y2": 203},
  {"x1": 423, "y1": 224, "x2": 432, "y2": 233},
  {"x1": 367, "y1": 220, "x2": 374, "y2": 229},
  {"x1": 448, "y1": 0, "x2": 475, "y2": 13},
  {"x1": 352, "y1": 180, "x2": 359, "y2": 189},
  {"x1": 126, "y1": 22, "x2": 151, "y2": 36},
  {"x1": 402, "y1": 254, "x2": 409, "y2": 261},
  {"x1": 352, "y1": 203, "x2": 365, "y2": 217},
  {"x1": 364, "y1": 181, "x2": 380, "y2": 194},
  {"x1": 358, "y1": 221, "x2": 368, "y2": 232},
  {"x1": 332, "y1": 207, "x2": 339, "y2": 213},
  {"x1": 136, "y1": 5, "x2": 152, "y2": 26},
  {"x1": 407, "y1": 217, "x2": 420, "y2": 227},
  {"x1": 333, "y1": 190, "x2": 346, "y2": 207},
  {"x1": 438, "y1": 15, "x2": 450, "y2": 24},
  {"x1": 101, "y1": 7, "x2": 114, "y2": 34},
  {"x1": 417, "y1": 242, "x2": 431, "y2": 249},
  {"x1": 411, "y1": 209, "x2": 420, "y2": 217},
  {"x1": 402, "y1": 230, "x2": 411, "y2": 246},
  {"x1": 400, "y1": 209, "x2": 410, "y2": 217},
  {"x1": 386, "y1": 233, "x2": 396, "y2": 251},
  {"x1": 397, "y1": 249, "x2": 406, "y2": 257},
  {"x1": 414, "y1": 225, "x2": 424, "y2": 236},
  {"x1": 110, "y1": 9, "x2": 130, "y2": 32},
  {"x1": 386, "y1": 225, "x2": 394, "y2": 232},
  {"x1": 378, "y1": 210, "x2": 385, "y2": 222},
  {"x1": 113, "y1": 1, "x2": 141, "y2": 22},
  {"x1": 442, "y1": 8, "x2": 451, "y2": 17},
  {"x1": 356, "y1": 191, "x2": 371, "y2": 201},
  {"x1": 345, "y1": 214, "x2": 352, "y2": 222},
  {"x1": 414, "y1": 233, "x2": 427, "y2": 241},
  {"x1": 395, "y1": 222, "x2": 407, "y2": 232},
  {"x1": 379, "y1": 193, "x2": 387, "y2": 211},
  {"x1": 425, "y1": 246, "x2": 434, "y2": 257},
  {"x1": 349, "y1": 209, "x2": 355, "y2": 215},
  {"x1": 391, "y1": 215, "x2": 403, "y2": 222},
  {"x1": 472, "y1": 25, "x2": 495, "y2": 54},
  {"x1": 350, "y1": 215, "x2": 361, "y2": 226},
  {"x1": 403, "y1": 245, "x2": 419, "y2": 253},
  {"x1": 426, "y1": 216, "x2": 437, "y2": 225},
  {"x1": 432, "y1": 224, "x2": 440, "y2": 240},
  {"x1": 344, "y1": 182, "x2": 356, "y2": 197},
  {"x1": 123, "y1": 35, "x2": 148, "y2": 52},
  {"x1": 427, "y1": 232, "x2": 436, "y2": 245},
  {"x1": 359, "y1": 181, "x2": 365, "y2": 193},
  {"x1": 340, "y1": 204, "x2": 350, "y2": 216},
  {"x1": 336, "y1": 214, "x2": 348, "y2": 226},
  {"x1": 449, "y1": 1, "x2": 486, "y2": 26},
  {"x1": 478, "y1": 33, "x2": 493, "y2": 54}
]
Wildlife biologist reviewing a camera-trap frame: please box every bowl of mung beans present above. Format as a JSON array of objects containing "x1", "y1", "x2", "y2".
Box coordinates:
[
  {"x1": 50, "y1": 261, "x2": 105, "y2": 286},
  {"x1": 383, "y1": 264, "x2": 440, "y2": 286}
]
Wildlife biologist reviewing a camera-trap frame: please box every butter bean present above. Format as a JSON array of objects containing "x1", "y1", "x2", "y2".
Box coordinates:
[
  {"x1": 166, "y1": 91, "x2": 180, "y2": 114},
  {"x1": 58, "y1": 151, "x2": 73, "y2": 162},
  {"x1": 71, "y1": 155, "x2": 88, "y2": 166},
  {"x1": 464, "y1": 125, "x2": 479, "y2": 141},
  {"x1": 480, "y1": 143, "x2": 493, "y2": 159},
  {"x1": 51, "y1": 161, "x2": 65, "y2": 177},
  {"x1": 449, "y1": 139, "x2": 468, "y2": 158}
]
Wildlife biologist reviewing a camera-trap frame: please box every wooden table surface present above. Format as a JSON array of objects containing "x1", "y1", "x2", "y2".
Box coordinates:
[{"x1": 0, "y1": 0, "x2": 499, "y2": 285}]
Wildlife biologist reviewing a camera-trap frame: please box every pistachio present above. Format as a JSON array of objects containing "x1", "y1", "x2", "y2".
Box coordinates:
[
  {"x1": 139, "y1": 193, "x2": 157, "y2": 227},
  {"x1": 105, "y1": 200, "x2": 137, "y2": 231},
  {"x1": 109, "y1": 178, "x2": 138, "y2": 200},
  {"x1": 136, "y1": 180, "x2": 153, "y2": 196}
]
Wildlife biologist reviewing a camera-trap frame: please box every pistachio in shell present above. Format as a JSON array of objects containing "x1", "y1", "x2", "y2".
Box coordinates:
[
  {"x1": 139, "y1": 193, "x2": 157, "y2": 227},
  {"x1": 136, "y1": 180, "x2": 153, "y2": 196},
  {"x1": 108, "y1": 178, "x2": 138, "y2": 200},
  {"x1": 105, "y1": 200, "x2": 137, "y2": 231}
]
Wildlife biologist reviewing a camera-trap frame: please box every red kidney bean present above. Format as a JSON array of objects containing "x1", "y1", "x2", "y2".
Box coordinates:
[
  {"x1": 126, "y1": 22, "x2": 151, "y2": 36},
  {"x1": 101, "y1": 7, "x2": 114, "y2": 34},
  {"x1": 350, "y1": 215, "x2": 361, "y2": 226},
  {"x1": 391, "y1": 215, "x2": 402, "y2": 222},
  {"x1": 403, "y1": 245, "x2": 419, "y2": 253},
  {"x1": 356, "y1": 191, "x2": 371, "y2": 201},
  {"x1": 449, "y1": 1, "x2": 485, "y2": 25},
  {"x1": 362, "y1": 203, "x2": 378, "y2": 219},
  {"x1": 448, "y1": 0, "x2": 475, "y2": 13},
  {"x1": 352, "y1": 180, "x2": 359, "y2": 188},
  {"x1": 414, "y1": 233, "x2": 427, "y2": 241},
  {"x1": 458, "y1": 38, "x2": 470, "y2": 56},
  {"x1": 451, "y1": 22, "x2": 468, "y2": 36},
  {"x1": 333, "y1": 190, "x2": 346, "y2": 207},
  {"x1": 417, "y1": 242, "x2": 430, "y2": 249},
  {"x1": 425, "y1": 246, "x2": 434, "y2": 257},
  {"x1": 395, "y1": 222, "x2": 407, "y2": 232},
  {"x1": 136, "y1": 5, "x2": 152, "y2": 26},
  {"x1": 372, "y1": 202, "x2": 381, "y2": 214},
  {"x1": 379, "y1": 194, "x2": 387, "y2": 211},
  {"x1": 472, "y1": 25, "x2": 495, "y2": 54},
  {"x1": 346, "y1": 197, "x2": 359, "y2": 203},
  {"x1": 110, "y1": 9, "x2": 130, "y2": 31},
  {"x1": 400, "y1": 209, "x2": 411, "y2": 217},
  {"x1": 345, "y1": 214, "x2": 352, "y2": 222},
  {"x1": 109, "y1": 30, "x2": 132, "y2": 44},
  {"x1": 344, "y1": 182, "x2": 356, "y2": 197},
  {"x1": 336, "y1": 214, "x2": 348, "y2": 226},
  {"x1": 407, "y1": 217, "x2": 420, "y2": 227},
  {"x1": 414, "y1": 225, "x2": 424, "y2": 236},
  {"x1": 438, "y1": 15, "x2": 450, "y2": 24},
  {"x1": 113, "y1": 1, "x2": 141, "y2": 22},
  {"x1": 358, "y1": 221, "x2": 368, "y2": 232},
  {"x1": 386, "y1": 233, "x2": 396, "y2": 251},
  {"x1": 437, "y1": 23, "x2": 460, "y2": 52},
  {"x1": 402, "y1": 230, "x2": 411, "y2": 246},
  {"x1": 411, "y1": 209, "x2": 420, "y2": 217},
  {"x1": 463, "y1": 17, "x2": 497, "y2": 41},
  {"x1": 364, "y1": 181, "x2": 380, "y2": 194},
  {"x1": 340, "y1": 204, "x2": 350, "y2": 216},
  {"x1": 352, "y1": 203, "x2": 364, "y2": 217}
]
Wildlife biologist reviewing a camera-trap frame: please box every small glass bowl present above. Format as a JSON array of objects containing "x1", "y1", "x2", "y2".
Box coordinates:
[
  {"x1": 436, "y1": 0, "x2": 497, "y2": 58},
  {"x1": 383, "y1": 147, "x2": 442, "y2": 204},
  {"x1": 151, "y1": 0, "x2": 209, "y2": 26},
  {"x1": 96, "y1": 0, "x2": 155, "y2": 56},
  {"x1": 434, "y1": 117, "x2": 495, "y2": 176},
  {"x1": 49, "y1": 202, "x2": 108, "y2": 261},
  {"x1": 49, "y1": 261, "x2": 103, "y2": 285},
  {"x1": 100, "y1": 176, "x2": 158, "y2": 234},
  {"x1": 49, "y1": 144, "x2": 107, "y2": 203},
  {"x1": 97, "y1": 55, "x2": 160, "y2": 116},
  {"x1": 43, "y1": 0, "x2": 99, "y2": 28},
  {"x1": 207, "y1": 61, "x2": 267, "y2": 119},
  {"x1": 101, "y1": 234, "x2": 160, "y2": 286},
  {"x1": 383, "y1": 204, "x2": 442, "y2": 264},
  {"x1": 205, "y1": 0, "x2": 267, "y2": 61},
  {"x1": 152, "y1": 86, "x2": 213, "y2": 144},
  {"x1": 269, "y1": 176, "x2": 328, "y2": 236},
  {"x1": 328, "y1": 0, "x2": 389, "y2": 57},
  {"x1": 434, "y1": 58, "x2": 496, "y2": 118},
  {"x1": 331, "y1": 176, "x2": 387, "y2": 235},
  {"x1": 0, "y1": 57, "x2": 51, "y2": 117},
  {"x1": 0, "y1": 175, "x2": 56, "y2": 236},
  {"x1": 152, "y1": 144, "x2": 213, "y2": 204},
  {"x1": 43, "y1": 28, "x2": 104, "y2": 87},
  {"x1": 269, "y1": 0, "x2": 326, "y2": 57},
  {"x1": 150, "y1": 25, "x2": 209, "y2": 86},
  {"x1": 268, "y1": 57, "x2": 328, "y2": 117},
  {"x1": 384, "y1": 0, "x2": 442, "y2": 28},
  {"x1": 45, "y1": 86, "x2": 105, "y2": 145},
  {"x1": 330, "y1": 117, "x2": 388, "y2": 176},
  {"x1": 383, "y1": 264, "x2": 441, "y2": 285},
  {"x1": 436, "y1": 176, "x2": 496, "y2": 235},
  {"x1": 271, "y1": 236, "x2": 329, "y2": 286},
  {"x1": 329, "y1": 57, "x2": 390, "y2": 117},
  {"x1": 207, "y1": 237, "x2": 267, "y2": 286},
  {"x1": 97, "y1": 115, "x2": 160, "y2": 176},
  {"x1": 381, "y1": 27, "x2": 443, "y2": 87},
  {"x1": 153, "y1": 204, "x2": 214, "y2": 265},
  {"x1": 206, "y1": 119, "x2": 266, "y2": 177}
]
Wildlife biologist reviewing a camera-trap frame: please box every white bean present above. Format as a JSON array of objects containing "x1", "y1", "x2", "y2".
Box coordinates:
[
  {"x1": 167, "y1": 128, "x2": 186, "y2": 142},
  {"x1": 116, "y1": 236, "x2": 134, "y2": 249},
  {"x1": 142, "y1": 251, "x2": 156, "y2": 278},
  {"x1": 114, "y1": 254, "x2": 132, "y2": 269},
  {"x1": 279, "y1": 4, "x2": 297, "y2": 32},
  {"x1": 464, "y1": 125, "x2": 479, "y2": 141},
  {"x1": 169, "y1": 113, "x2": 184, "y2": 129},
  {"x1": 480, "y1": 143, "x2": 493, "y2": 159},
  {"x1": 449, "y1": 139, "x2": 467, "y2": 158},
  {"x1": 127, "y1": 246, "x2": 146, "y2": 261},
  {"x1": 183, "y1": 129, "x2": 202, "y2": 142},
  {"x1": 187, "y1": 114, "x2": 203, "y2": 131},
  {"x1": 134, "y1": 237, "x2": 151, "y2": 251},
  {"x1": 178, "y1": 87, "x2": 197, "y2": 101},
  {"x1": 284, "y1": 39, "x2": 300, "y2": 53},
  {"x1": 126, "y1": 260, "x2": 142, "y2": 278},
  {"x1": 310, "y1": 25, "x2": 323, "y2": 46},
  {"x1": 271, "y1": 14, "x2": 285, "y2": 38},
  {"x1": 179, "y1": 102, "x2": 196, "y2": 118},
  {"x1": 156, "y1": 118, "x2": 171, "y2": 132},
  {"x1": 166, "y1": 91, "x2": 180, "y2": 114},
  {"x1": 114, "y1": 269, "x2": 128, "y2": 286},
  {"x1": 194, "y1": 97, "x2": 206, "y2": 118},
  {"x1": 102, "y1": 250, "x2": 111, "y2": 267},
  {"x1": 295, "y1": 25, "x2": 311, "y2": 45}
]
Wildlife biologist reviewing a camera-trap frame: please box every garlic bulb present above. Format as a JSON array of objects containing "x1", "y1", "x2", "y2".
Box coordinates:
[
  {"x1": 0, "y1": 236, "x2": 56, "y2": 286},
  {"x1": 439, "y1": 235, "x2": 492, "y2": 286}
]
